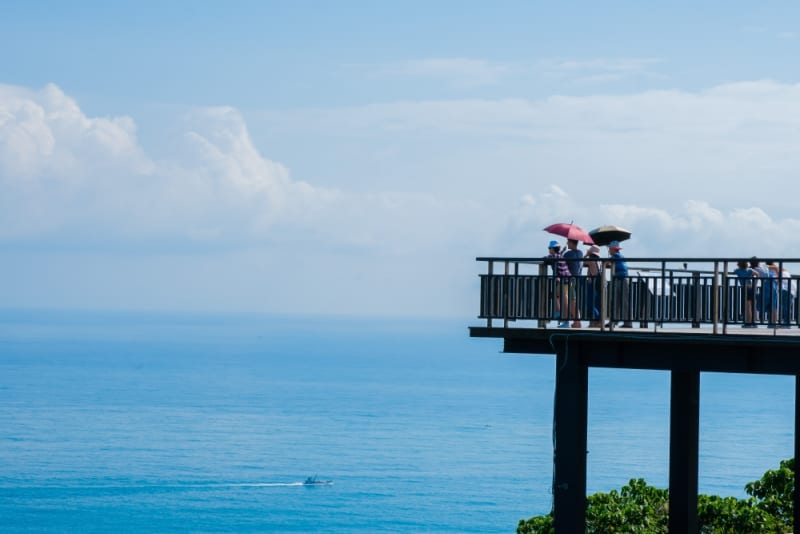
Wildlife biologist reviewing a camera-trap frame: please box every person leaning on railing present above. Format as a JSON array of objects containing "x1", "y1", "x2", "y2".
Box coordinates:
[{"x1": 604, "y1": 241, "x2": 633, "y2": 328}]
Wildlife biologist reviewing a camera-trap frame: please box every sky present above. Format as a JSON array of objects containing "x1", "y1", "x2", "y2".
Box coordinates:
[{"x1": 1, "y1": 1, "x2": 800, "y2": 317}]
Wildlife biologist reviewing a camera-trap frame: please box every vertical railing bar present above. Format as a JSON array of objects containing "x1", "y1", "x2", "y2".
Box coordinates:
[
  {"x1": 721, "y1": 261, "x2": 728, "y2": 335},
  {"x1": 692, "y1": 269, "x2": 701, "y2": 328},
  {"x1": 599, "y1": 261, "x2": 607, "y2": 331},
  {"x1": 712, "y1": 261, "x2": 719, "y2": 335},
  {"x1": 778, "y1": 260, "x2": 785, "y2": 329},
  {"x1": 504, "y1": 261, "x2": 509, "y2": 329},
  {"x1": 538, "y1": 263, "x2": 548, "y2": 328},
  {"x1": 487, "y1": 261, "x2": 493, "y2": 328},
  {"x1": 658, "y1": 262, "x2": 665, "y2": 330}
]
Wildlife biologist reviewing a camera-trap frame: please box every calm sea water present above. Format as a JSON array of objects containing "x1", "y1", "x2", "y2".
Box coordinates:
[{"x1": 0, "y1": 310, "x2": 794, "y2": 533}]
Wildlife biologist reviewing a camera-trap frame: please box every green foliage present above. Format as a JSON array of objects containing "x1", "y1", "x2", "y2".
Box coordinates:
[
  {"x1": 744, "y1": 458, "x2": 795, "y2": 533},
  {"x1": 585, "y1": 478, "x2": 669, "y2": 533},
  {"x1": 518, "y1": 459, "x2": 795, "y2": 534},
  {"x1": 517, "y1": 514, "x2": 553, "y2": 534},
  {"x1": 696, "y1": 494, "x2": 773, "y2": 534},
  {"x1": 518, "y1": 479, "x2": 668, "y2": 534}
]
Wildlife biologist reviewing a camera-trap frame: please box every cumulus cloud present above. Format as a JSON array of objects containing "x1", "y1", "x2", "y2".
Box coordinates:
[
  {"x1": 497, "y1": 191, "x2": 800, "y2": 260},
  {"x1": 0, "y1": 83, "x2": 151, "y2": 181},
  {"x1": 3, "y1": 81, "x2": 800, "y2": 266},
  {"x1": 4, "y1": 81, "x2": 800, "y2": 316},
  {"x1": 0, "y1": 83, "x2": 158, "y2": 238},
  {"x1": 0, "y1": 83, "x2": 487, "y2": 255}
]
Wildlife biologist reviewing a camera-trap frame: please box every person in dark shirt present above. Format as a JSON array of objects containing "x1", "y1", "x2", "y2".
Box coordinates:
[
  {"x1": 584, "y1": 245, "x2": 602, "y2": 327},
  {"x1": 562, "y1": 239, "x2": 584, "y2": 328},
  {"x1": 546, "y1": 240, "x2": 570, "y2": 327},
  {"x1": 605, "y1": 241, "x2": 632, "y2": 328},
  {"x1": 734, "y1": 260, "x2": 756, "y2": 327}
]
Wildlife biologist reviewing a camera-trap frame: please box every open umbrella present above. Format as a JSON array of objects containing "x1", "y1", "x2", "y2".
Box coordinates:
[
  {"x1": 543, "y1": 222, "x2": 594, "y2": 244},
  {"x1": 588, "y1": 225, "x2": 632, "y2": 246}
]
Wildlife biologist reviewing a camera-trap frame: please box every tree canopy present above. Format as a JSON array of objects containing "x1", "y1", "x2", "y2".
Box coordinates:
[{"x1": 518, "y1": 458, "x2": 795, "y2": 534}]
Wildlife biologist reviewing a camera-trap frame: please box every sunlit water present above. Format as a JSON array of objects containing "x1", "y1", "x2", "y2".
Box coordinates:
[{"x1": 0, "y1": 310, "x2": 793, "y2": 532}]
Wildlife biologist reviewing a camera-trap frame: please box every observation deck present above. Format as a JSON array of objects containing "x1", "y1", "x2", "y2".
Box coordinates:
[{"x1": 468, "y1": 257, "x2": 800, "y2": 533}]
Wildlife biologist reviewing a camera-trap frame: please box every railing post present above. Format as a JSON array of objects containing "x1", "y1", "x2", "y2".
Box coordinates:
[
  {"x1": 599, "y1": 262, "x2": 607, "y2": 331},
  {"x1": 660, "y1": 261, "x2": 667, "y2": 329},
  {"x1": 712, "y1": 262, "x2": 720, "y2": 335},
  {"x1": 637, "y1": 274, "x2": 649, "y2": 329},
  {"x1": 504, "y1": 261, "x2": 510, "y2": 329},
  {"x1": 692, "y1": 271, "x2": 701, "y2": 328},
  {"x1": 537, "y1": 263, "x2": 548, "y2": 328},
  {"x1": 721, "y1": 261, "x2": 728, "y2": 334},
  {"x1": 487, "y1": 261, "x2": 493, "y2": 328}
]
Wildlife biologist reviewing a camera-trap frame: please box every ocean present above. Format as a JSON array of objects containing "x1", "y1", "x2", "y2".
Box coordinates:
[{"x1": 0, "y1": 310, "x2": 794, "y2": 533}]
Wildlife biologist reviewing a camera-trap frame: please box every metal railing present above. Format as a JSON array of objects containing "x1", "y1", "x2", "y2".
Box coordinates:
[{"x1": 477, "y1": 257, "x2": 800, "y2": 333}]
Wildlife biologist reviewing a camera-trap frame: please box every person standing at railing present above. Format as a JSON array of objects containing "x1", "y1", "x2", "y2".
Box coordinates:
[
  {"x1": 583, "y1": 245, "x2": 602, "y2": 327},
  {"x1": 764, "y1": 260, "x2": 780, "y2": 328},
  {"x1": 734, "y1": 259, "x2": 756, "y2": 327},
  {"x1": 563, "y1": 239, "x2": 584, "y2": 328},
  {"x1": 749, "y1": 257, "x2": 778, "y2": 327},
  {"x1": 779, "y1": 266, "x2": 793, "y2": 329},
  {"x1": 605, "y1": 241, "x2": 632, "y2": 328},
  {"x1": 546, "y1": 240, "x2": 571, "y2": 327}
]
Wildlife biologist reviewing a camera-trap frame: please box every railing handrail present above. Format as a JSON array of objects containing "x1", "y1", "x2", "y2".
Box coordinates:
[
  {"x1": 477, "y1": 256, "x2": 800, "y2": 263},
  {"x1": 477, "y1": 257, "x2": 800, "y2": 333}
]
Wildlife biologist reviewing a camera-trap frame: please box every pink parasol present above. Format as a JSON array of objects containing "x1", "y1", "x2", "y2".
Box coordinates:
[{"x1": 543, "y1": 222, "x2": 595, "y2": 244}]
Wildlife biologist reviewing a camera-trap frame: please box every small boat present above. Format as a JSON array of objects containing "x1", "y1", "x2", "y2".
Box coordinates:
[{"x1": 303, "y1": 475, "x2": 333, "y2": 486}]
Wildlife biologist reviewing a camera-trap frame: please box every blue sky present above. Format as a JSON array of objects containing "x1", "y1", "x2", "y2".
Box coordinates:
[{"x1": 1, "y1": 1, "x2": 800, "y2": 316}]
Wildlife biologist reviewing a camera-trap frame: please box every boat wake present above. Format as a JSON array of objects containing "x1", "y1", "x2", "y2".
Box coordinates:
[{"x1": 0, "y1": 481, "x2": 329, "y2": 490}]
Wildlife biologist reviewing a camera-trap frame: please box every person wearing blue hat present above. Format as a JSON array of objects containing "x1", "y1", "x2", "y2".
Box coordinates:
[
  {"x1": 605, "y1": 241, "x2": 632, "y2": 328},
  {"x1": 546, "y1": 240, "x2": 570, "y2": 327}
]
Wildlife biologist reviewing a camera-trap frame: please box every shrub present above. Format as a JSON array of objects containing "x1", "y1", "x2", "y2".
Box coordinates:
[{"x1": 518, "y1": 459, "x2": 794, "y2": 534}]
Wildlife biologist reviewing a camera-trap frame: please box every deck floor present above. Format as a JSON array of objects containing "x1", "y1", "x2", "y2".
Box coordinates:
[{"x1": 499, "y1": 321, "x2": 800, "y2": 337}]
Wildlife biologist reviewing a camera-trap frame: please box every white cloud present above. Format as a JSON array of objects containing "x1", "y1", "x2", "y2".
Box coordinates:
[
  {"x1": 0, "y1": 84, "x2": 489, "y2": 257},
  {"x1": 497, "y1": 193, "x2": 800, "y2": 261},
  {"x1": 263, "y1": 79, "x2": 800, "y2": 219},
  {"x1": 5, "y1": 80, "x2": 800, "y2": 257},
  {"x1": 0, "y1": 83, "x2": 151, "y2": 181},
  {"x1": 4, "y1": 81, "x2": 800, "y2": 315}
]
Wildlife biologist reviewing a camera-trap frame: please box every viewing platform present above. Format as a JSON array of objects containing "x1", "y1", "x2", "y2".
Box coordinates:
[{"x1": 468, "y1": 256, "x2": 800, "y2": 533}]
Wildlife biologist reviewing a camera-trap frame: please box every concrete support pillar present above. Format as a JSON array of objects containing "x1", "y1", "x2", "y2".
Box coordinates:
[
  {"x1": 552, "y1": 345, "x2": 588, "y2": 533},
  {"x1": 669, "y1": 370, "x2": 700, "y2": 533},
  {"x1": 794, "y1": 375, "x2": 800, "y2": 532}
]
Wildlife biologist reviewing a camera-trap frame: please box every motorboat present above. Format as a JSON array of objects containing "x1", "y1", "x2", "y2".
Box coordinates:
[{"x1": 303, "y1": 476, "x2": 333, "y2": 486}]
